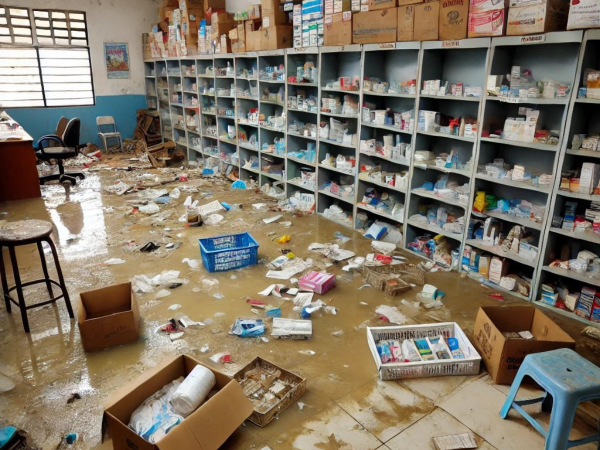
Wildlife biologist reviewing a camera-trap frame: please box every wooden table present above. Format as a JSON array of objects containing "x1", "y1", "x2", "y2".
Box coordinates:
[{"x1": 0, "y1": 115, "x2": 41, "y2": 202}]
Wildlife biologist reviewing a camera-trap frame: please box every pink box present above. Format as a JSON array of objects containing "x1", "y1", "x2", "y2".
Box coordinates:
[
  {"x1": 468, "y1": 8, "x2": 507, "y2": 37},
  {"x1": 298, "y1": 272, "x2": 336, "y2": 295}
]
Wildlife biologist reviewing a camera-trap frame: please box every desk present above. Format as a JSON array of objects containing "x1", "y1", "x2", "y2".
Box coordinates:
[{"x1": 0, "y1": 114, "x2": 41, "y2": 202}]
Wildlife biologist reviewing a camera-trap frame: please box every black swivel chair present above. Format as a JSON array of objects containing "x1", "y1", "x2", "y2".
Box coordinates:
[{"x1": 34, "y1": 118, "x2": 86, "y2": 186}]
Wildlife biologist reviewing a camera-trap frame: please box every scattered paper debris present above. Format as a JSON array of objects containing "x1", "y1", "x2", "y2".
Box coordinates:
[
  {"x1": 104, "y1": 258, "x2": 125, "y2": 265},
  {"x1": 182, "y1": 258, "x2": 200, "y2": 269},
  {"x1": 167, "y1": 303, "x2": 181, "y2": 310},
  {"x1": 375, "y1": 305, "x2": 409, "y2": 325},
  {"x1": 263, "y1": 214, "x2": 282, "y2": 224}
]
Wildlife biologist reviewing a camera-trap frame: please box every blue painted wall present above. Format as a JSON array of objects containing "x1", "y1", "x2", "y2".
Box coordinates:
[{"x1": 7, "y1": 94, "x2": 146, "y2": 147}]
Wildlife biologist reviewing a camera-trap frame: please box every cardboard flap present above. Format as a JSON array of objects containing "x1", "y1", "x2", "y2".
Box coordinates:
[
  {"x1": 104, "y1": 355, "x2": 182, "y2": 415},
  {"x1": 531, "y1": 309, "x2": 575, "y2": 342},
  {"x1": 182, "y1": 381, "x2": 254, "y2": 449},
  {"x1": 80, "y1": 282, "x2": 133, "y2": 319},
  {"x1": 481, "y1": 306, "x2": 534, "y2": 332}
]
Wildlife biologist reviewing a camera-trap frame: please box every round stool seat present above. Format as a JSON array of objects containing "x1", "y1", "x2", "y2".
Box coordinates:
[{"x1": 0, "y1": 220, "x2": 53, "y2": 245}]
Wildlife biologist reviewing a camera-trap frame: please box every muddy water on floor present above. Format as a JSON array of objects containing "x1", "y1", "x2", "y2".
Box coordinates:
[{"x1": 0, "y1": 160, "x2": 596, "y2": 449}]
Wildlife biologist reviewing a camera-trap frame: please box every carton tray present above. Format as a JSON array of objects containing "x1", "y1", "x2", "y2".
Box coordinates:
[
  {"x1": 233, "y1": 357, "x2": 306, "y2": 427},
  {"x1": 367, "y1": 322, "x2": 482, "y2": 380}
]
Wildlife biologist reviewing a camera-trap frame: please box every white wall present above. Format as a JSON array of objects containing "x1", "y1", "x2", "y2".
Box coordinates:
[{"x1": 19, "y1": 0, "x2": 160, "y2": 96}]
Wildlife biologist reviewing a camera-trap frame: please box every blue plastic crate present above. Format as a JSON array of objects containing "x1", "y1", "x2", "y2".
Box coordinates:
[{"x1": 199, "y1": 232, "x2": 259, "y2": 272}]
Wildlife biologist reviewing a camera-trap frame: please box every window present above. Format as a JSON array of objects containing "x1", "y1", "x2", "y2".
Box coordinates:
[{"x1": 0, "y1": 5, "x2": 94, "y2": 108}]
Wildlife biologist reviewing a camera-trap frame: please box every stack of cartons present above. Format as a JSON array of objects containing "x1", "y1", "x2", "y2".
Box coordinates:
[
  {"x1": 566, "y1": 0, "x2": 600, "y2": 29},
  {"x1": 323, "y1": 0, "x2": 353, "y2": 46},
  {"x1": 180, "y1": 0, "x2": 204, "y2": 55},
  {"x1": 414, "y1": 1, "x2": 440, "y2": 40},
  {"x1": 159, "y1": 0, "x2": 179, "y2": 22},
  {"x1": 506, "y1": 0, "x2": 570, "y2": 35},
  {"x1": 301, "y1": 0, "x2": 324, "y2": 47},
  {"x1": 397, "y1": 0, "x2": 419, "y2": 41},
  {"x1": 352, "y1": 5, "x2": 399, "y2": 44},
  {"x1": 256, "y1": 0, "x2": 293, "y2": 50},
  {"x1": 439, "y1": 0, "x2": 469, "y2": 39},
  {"x1": 468, "y1": 0, "x2": 507, "y2": 36},
  {"x1": 198, "y1": 20, "x2": 212, "y2": 54},
  {"x1": 211, "y1": 12, "x2": 234, "y2": 53}
]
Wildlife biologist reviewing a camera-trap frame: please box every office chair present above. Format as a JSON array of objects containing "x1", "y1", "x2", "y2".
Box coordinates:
[
  {"x1": 96, "y1": 116, "x2": 122, "y2": 152},
  {"x1": 34, "y1": 118, "x2": 85, "y2": 186}
]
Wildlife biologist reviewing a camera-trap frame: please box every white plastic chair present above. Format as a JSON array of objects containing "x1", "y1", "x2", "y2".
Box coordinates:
[{"x1": 96, "y1": 116, "x2": 122, "y2": 152}]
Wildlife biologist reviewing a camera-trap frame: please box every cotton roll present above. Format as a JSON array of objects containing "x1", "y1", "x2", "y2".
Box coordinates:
[{"x1": 170, "y1": 365, "x2": 216, "y2": 417}]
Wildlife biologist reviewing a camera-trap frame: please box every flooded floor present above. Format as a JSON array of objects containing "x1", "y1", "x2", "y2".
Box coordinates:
[{"x1": 1, "y1": 157, "x2": 599, "y2": 450}]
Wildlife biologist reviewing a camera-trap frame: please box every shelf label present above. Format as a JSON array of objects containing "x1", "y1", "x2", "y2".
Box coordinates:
[
  {"x1": 442, "y1": 40, "x2": 460, "y2": 48},
  {"x1": 520, "y1": 35, "x2": 545, "y2": 44},
  {"x1": 378, "y1": 42, "x2": 395, "y2": 49},
  {"x1": 293, "y1": 47, "x2": 308, "y2": 52}
]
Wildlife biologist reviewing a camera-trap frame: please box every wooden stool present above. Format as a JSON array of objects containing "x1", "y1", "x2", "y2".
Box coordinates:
[{"x1": 0, "y1": 220, "x2": 74, "y2": 332}]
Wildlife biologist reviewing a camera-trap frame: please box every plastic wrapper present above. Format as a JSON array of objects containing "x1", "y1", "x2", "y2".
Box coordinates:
[{"x1": 129, "y1": 378, "x2": 185, "y2": 443}]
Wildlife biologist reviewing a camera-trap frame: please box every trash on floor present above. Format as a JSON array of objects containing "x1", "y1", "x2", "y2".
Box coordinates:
[
  {"x1": 107, "y1": 355, "x2": 252, "y2": 449},
  {"x1": 271, "y1": 318, "x2": 312, "y2": 339},
  {"x1": 230, "y1": 318, "x2": 266, "y2": 337},
  {"x1": 375, "y1": 305, "x2": 409, "y2": 325},
  {"x1": 298, "y1": 271, "x2": 335, "y2": 294},
  {"x1": 232, "y1": 357, "x2": 306, "y2": 427},
  {"x1": 431, "y1": 432, "x2": 478, "y2": 450}
]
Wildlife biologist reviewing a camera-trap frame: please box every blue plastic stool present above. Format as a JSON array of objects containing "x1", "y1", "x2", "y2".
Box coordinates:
[{"x1": 500, "y1": 348, "x2": 600, "y2": 450}]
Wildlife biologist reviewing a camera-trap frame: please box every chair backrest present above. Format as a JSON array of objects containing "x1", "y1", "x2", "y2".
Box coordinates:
[
  {"x1": 56, "y1": 116, "x2": 68, "y2": 139},
  {"x1": 63, "y1": 118, "x2": 81, "y2": 149},
  {"x1": 97, "y1": 116, "x2": 117, "y2": 133}
]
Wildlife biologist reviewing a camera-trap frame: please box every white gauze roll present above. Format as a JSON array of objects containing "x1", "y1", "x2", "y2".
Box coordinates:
[{"x1": 170, "y1": 365, "x2": 216, "y2": 417}]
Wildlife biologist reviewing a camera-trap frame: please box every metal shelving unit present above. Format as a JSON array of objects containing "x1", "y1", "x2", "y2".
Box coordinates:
[
  {"x1": 141, "y1": 31, "x2": 600, "y2": 327},
  {"x1": 536, "y1": 30, "x2": 600, "y2": 323},
  {"x1": 465, "y1": 31, "x2": 582, "y2": 301},
  {"x1": 406, "y1": 37, "x2": 490, "y2": 265}
]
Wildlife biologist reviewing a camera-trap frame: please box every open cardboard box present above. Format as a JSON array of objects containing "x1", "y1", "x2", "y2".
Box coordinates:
[
  {"x1": 103, "y1": 355, "x2": 254, "y2": 450},
  {"x1": 78, "y1": 282, "x2": 140, "y2": 352},
  {"x1": 472, "y1": 306, "x2": 576, "y2": 384}
]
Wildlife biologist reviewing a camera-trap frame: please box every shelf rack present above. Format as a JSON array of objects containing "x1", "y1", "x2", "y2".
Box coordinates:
[
  {"x1": 405, "y1": 37, "x2": 490, "y2": 262},
  {"x1": 143, "y1": 31, "x2": 600, "y2": 327}
]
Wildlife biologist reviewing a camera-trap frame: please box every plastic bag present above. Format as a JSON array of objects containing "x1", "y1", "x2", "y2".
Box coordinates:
[{"x1": 129, "y1": 378, "x2": 185, "y2": 443}]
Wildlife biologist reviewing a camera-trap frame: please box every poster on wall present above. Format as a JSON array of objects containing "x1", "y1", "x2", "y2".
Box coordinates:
[{"x1": 104, "y1": 43, "x2": 130, "y2": 79}]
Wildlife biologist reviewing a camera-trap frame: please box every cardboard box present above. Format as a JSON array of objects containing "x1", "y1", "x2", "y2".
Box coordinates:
[
  {"x1": 352, "y1": 8, "x2": 398, "y2": 44},
  {"x1": 78, "y1": 282, "x2": 140, "y2": 353},
  {"x1": 439, "y1": 0, "x2": 469, "y2": 39},
  {"x1": 468, "y1": 8, "x2": 507, "y2": 36},
  {"x1": 399, "y1": 0, "x2": 424, "y2": 5},
  {"x1": 262, "y1": 0, "x2": 288, "y2": 26},
  {"x1": 261, "y1": 25, "x2": 293, "y2": 49},
  {"x1": 414, "y1": 1, "x2": 440, "y2": 40},
  {"x1": 246, "y1": 29, "x2": 262, "y2": 50},
  {"x1": 324, "y1": 12, "x2": 353, "y2": 45},
  {"x1": 506, "y1": 0, "x2": 569, "y2": 35},
  {"x1": 397, "y1": 4, "x2": 415, "y2": 40},
  {"x1": 205, "y1": 0, "x2": 226, "y2": 9},
  {"x1": 472, "y1": 306, "x2": 576, "y2": 384},
  {"x1": 368, "y1": 0, "x2": 398, "y2": 9},
  {"x1": 246, "y1": 18, "x2": 262, "y2": 34},
  {"x1": 211, "y1": 21, "x2": 235, "y2": 39},
  {"x1": 103, "y1": 355, "x2": 254, "y2": 450},
  {"x1": 470, "y1": 0, "x2": 508, "y2": 10},
  {"x1": 567, "y1": 0, "x2": 600, "y2": 29}
]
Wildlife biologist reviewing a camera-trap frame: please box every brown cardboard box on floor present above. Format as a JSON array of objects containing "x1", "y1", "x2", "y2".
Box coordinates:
[
  {"x1": 414, "y1": 1, "x2": 440, "y2": 40},
  {"x1": 439, "y1": 0, "x2": 469, "y2": 39},
  {"x1": 352, "y1": 8, "x2": 398, "y2": 44},
  {"x1": 78, "y1": 282, "x2": 140, "y2": 353},
  {"x1": 472, "y1": 306, "x2": 576, "y2": 385},
  {"x1": 397, "y1": 4, "x2": 415, "y2": 40},
  {"x1": 261, "y1": 0, "x2": 288, "y2": 26},
  {"x1": 103, "y1": 355, "x2": 254, "y2": 450},
  {"x1": 324, "y1": 12, "x2": 353, "y2": 45},
  {"x1": 261, "y1": 25, "x2": 293, "y2": 49},
  {"x1": 506, "y1": 0, "x2": 569, "y2": 35}
]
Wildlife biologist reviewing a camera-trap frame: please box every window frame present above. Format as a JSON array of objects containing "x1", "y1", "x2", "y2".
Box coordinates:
[{"x1": 0, "y1": 4, "x2": 95, "y2": 109}]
